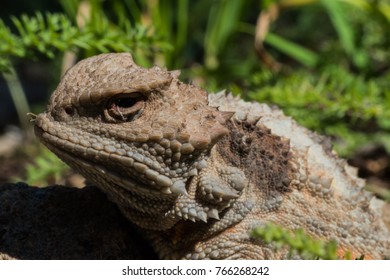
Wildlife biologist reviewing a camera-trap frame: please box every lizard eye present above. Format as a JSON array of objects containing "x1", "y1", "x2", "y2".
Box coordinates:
[{"x1": 105, "y1": 92, "x2": 145, "y2": 122}]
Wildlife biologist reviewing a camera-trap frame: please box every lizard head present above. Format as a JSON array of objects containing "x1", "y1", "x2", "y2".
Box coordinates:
[{"x1": 34, "y1": 53, "x2": 233, "y2": 223}]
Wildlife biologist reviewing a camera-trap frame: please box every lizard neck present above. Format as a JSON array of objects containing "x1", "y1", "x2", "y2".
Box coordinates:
[{"x1": 95, "y1": 146, "x2": 251, "y2": 231}]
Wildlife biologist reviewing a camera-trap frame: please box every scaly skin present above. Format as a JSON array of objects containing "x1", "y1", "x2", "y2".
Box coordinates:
[{"x1": 34, "y1": 53, "x2": 390, "y2": 259}]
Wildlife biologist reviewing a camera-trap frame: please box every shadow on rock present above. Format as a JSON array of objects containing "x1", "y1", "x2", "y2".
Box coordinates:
[{"x1": 0, "y1": 182, "x2": 157, "y2": 259}]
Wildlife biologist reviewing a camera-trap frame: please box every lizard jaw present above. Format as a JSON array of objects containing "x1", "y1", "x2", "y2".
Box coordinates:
[
  {"x1": 34, "y1": 121, "x2": 207, "y2": 196},
  {"x1": 35, "y1": 122, "x2": 239, "y2": 226}
]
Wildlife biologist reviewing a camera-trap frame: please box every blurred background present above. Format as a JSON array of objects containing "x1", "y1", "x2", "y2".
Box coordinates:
[{"x1": 0, "y1": 0, "x2": 389, "y2": 200}]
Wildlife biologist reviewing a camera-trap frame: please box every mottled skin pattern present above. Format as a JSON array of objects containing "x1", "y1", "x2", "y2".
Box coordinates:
[{"x1": 34, "y1": 53, "x2": 390, "y2": 259}]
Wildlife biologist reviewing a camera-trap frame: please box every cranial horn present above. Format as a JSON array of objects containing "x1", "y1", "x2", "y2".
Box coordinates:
[
  {"x1": 219, "y1": 111, "x2": 235, "y2": 122},
  {"x1": 169, "y1": 70, "x2": 181, "y2": 78}
]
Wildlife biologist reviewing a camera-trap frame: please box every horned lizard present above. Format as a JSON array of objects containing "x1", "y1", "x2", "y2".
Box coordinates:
[{"x1": 33, "y1": 53, "x2": 390, "y2": 259}]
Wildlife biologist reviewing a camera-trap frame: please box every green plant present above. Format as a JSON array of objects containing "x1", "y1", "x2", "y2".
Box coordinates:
[
  {"x1": 251, "y1": 223, "x2": 344, "y2": 260},
  {"x1": 258, "y1": 0, "x2": 390, "y2": 73},
  {"x1": 2, "y1": 66, "x2": 31, "y2": 132},
  {"x1": 23, "y1": 147, "x2": 70, "y2": 186},
  {"x1": 248, "y1": 66, "x2": 390, "y2": 156},
  {"x1": 0, "y1": 11, "x2": 170, "y2": 72}
]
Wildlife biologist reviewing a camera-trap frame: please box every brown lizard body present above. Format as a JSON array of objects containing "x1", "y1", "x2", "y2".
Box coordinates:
[{"x1": 34, "y1": 53, "x2": 390, "y2": 259}]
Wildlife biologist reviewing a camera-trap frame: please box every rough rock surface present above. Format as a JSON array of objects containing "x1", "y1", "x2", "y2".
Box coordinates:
[
  {"x1": 3, "y1": 53, "x2": 389, "y2": 259},
  {"x1": 0, "y1": 182, "x2": 155, "y2": 259}
]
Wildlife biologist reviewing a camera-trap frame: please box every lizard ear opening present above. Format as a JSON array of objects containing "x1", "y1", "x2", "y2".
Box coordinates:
[{"x1": 104, "y1": 92, "x2": 145, "y2": 122}]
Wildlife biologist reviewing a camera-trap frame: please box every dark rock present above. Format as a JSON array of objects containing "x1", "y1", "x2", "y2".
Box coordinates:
[{"x1": 0, "y1": 182, "x2": 156, "y2": 259}]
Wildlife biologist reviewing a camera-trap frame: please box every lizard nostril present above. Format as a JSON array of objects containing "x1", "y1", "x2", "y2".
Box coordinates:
[{"x1": 64, "y1": 106, "x2": 74, "y2": 115}]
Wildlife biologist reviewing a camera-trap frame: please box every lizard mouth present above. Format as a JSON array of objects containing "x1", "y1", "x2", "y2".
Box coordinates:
[{"x1": 34, "y1": 124, "x2": 191, "y2": 196}]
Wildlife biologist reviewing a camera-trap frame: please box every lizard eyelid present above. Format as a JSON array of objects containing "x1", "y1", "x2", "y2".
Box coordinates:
[{"x1": 105, "y1": 92, "x2": 145, "y2": 122}]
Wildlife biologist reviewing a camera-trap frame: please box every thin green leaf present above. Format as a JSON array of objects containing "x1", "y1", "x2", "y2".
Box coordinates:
[
  {"x1": 204, "y1": 0, "x2": 245, "y2": 69},
  {"x1": 320, "y1": 0, "x2": 366, "y2": 67},
  {"x1": 265, "y1": 32, "x2": 319, "y2": 67}
]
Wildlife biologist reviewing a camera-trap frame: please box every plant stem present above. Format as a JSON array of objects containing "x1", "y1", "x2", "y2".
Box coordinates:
[{"x1": 2, "y1": 65, "x2": 31, "y2": 134}]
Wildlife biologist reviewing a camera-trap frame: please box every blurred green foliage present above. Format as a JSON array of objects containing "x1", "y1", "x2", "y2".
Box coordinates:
[
  {"x1": 0, "y1": 9, "x2": 169, "y2": 71},
  {"x1": 23, "y1": 147, "x2": 69, "y2": 186},
  {"x1": 251, "y1": 223, "x2": 355, "y2": 260},
  {"x1": 248, "y1": 66, "x2": 390, "y2": 155},
  {"x1": 0, "y1": 0, "x2": 390, "y2": 182}
]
